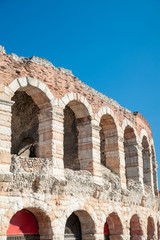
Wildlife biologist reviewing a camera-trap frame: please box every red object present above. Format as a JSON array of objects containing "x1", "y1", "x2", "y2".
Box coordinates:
[
  {"x1": 7, "y1": 210, "x2": 39, "y2": 236},
  {"x1": 104, "y1": 222, "x2": 109, "y2": 234}
]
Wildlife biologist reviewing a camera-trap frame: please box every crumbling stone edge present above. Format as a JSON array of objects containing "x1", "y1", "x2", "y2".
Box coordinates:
[{"x1": 0, "y1": 45, "x2": 131, "y2": 113}]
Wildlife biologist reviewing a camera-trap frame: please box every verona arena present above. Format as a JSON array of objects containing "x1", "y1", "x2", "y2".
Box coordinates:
[{"x1": 0, "y1": 45, "x2": 159, "y2": 240}]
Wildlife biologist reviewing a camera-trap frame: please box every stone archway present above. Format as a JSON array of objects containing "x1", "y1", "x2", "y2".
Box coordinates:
[
  {"x1": 63, "y1": 100, "x2": 92, "y2": 172},
  {"x1": 64, "y1": 210, "x2": 96, "y2": 240},
  {"x1": 65, "y1": 213, "x2": 82, "y2": 240},
  {"x1": 130, "y1": 214, "x2": 143, "y2": 240},
  {"x1": 7, "y1": 77, "x2": 54, "y2": 159},
  {"x1": 7, "y1": 209, "x2": 40, "y2": 240},
  {"x1": 124, "y1": 126, "x2": 139, "y2": 184},
  {"x1": 6, "y1": 207, "x2": 53, "y2": 240},
  {"x1": 99, "y1": 114, "x2": 119, "y2": 174},
  {"x1": 106, "y1": 212, "x2": 123, "y2": 240}
]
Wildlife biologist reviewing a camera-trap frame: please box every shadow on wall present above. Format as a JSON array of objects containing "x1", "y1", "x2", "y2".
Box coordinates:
[
  {"x1": 64, "y1": 210, "x2": 96, "y2": 240},
  {"x1": 11, "y1": 91, "x2": 39, "y2": 158}
]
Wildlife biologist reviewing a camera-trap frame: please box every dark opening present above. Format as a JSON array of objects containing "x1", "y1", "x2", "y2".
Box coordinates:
[
  {"x1": 65, "y1": 213, "x2": 82, "y2": 240},
  {"x1": 11, "y1": 91, "x2": 39, "y2": 157},
  {"x1": 64, "y1": 106, "x2": 79, "y2": 170}
]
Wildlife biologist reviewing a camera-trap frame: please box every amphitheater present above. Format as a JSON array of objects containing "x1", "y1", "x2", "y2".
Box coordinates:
[{"x1": 0, "y1": 45, "x2": 159, "y2": 240}]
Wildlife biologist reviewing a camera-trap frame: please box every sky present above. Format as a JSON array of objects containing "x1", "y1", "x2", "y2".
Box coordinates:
[{"x1": 0, "y1": 0, "x2": 160, "y2": 186}]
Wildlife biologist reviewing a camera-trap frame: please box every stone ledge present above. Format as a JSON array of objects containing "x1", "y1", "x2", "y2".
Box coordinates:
[{"x1": 0, "y1": 173, "x2": 12, "y2": 182}]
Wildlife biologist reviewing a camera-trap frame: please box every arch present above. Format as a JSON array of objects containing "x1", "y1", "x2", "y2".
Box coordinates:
[
  {"x1": 61, "y1": 92, "x2": 93, "y2": 117},
  {"x1": 63, "y1": 99, "x2": 93, "y2": 172},
  {"x1": 65, "y1": 212, "x2": 82, "y2": 240},
  {"x1": 124, "y1": 126, "x2": 139, "y2": 184},
  {"x1": 140, "y1": 129, "x2": 150, "y2": 144},
  {"x1": 7, "y1": 77, "x2": 54, "y2": 158},
  {"x1": 64, "y1": 210, "x2": 96, "y2": 240},
  {"x1": 122, "y1": 119, "x2": 138, "y2": 139},
  {"x1": 147, "y1": 216, "x2": 155, "y2": 240},
  {"x1": 106, "y1": 212, "x2": 123, "y2": 240},
  {"x1": 7, "y1": 209, "x2": 39, "y2": 239},
  {"x1": 6, "y1": 77, "x2": 54, "y2": 102},
  {"x1": 99, "y1": 113, "x2": 119, "y2": 174},
  {"x1": 6, "y1": 207, "x2": 53, "y2": 240},
  {"x1": 130, "y1": 214, "x2": 143, "y2": 240},
  {"x1": 142, "y1": 136, "x2": 152, "y2": 187},
  {"x1": 96, "y1": 106, "x2": 117, "y2": 125}
]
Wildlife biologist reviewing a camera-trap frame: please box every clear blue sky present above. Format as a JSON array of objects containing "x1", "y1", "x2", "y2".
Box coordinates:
[{"x1": 1, "y1": 0, "x2": 160, "y2": 186}]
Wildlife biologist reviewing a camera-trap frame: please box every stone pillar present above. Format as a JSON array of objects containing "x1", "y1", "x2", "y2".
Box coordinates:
[
  {"x1": 91, "y1": 122, "x2": 103, "y2": 185},
  {"x1": 142, "y1": 148, "x2": 154, "y2": 192},
  {"x1": 153, "y1": 161, "x2": 158, "y2": 195},
  {"x1": 136, "y1": 145, "x2": 144, "y2": 187},
  {"x1": 38, "y1": 107, "x2": 53, "y2": 158},
  {"x1": 52, "y1": 106, "x2": 65, "y2": 179},
  {"x1": 120, "y1": 133, "x2": 144, "y2": 189},
  {"x1": 0, "y1": 98, "x2": 13, "y2": 173},
  {"x1": 38, "y1": 105, "x2": 65, "y2": 179},
  {"x1": 77, "y1": 120, "x2": 102, "y2": 185},
  {"x1": 117, "y1": 134, "x2": 126, "y2": 188}
]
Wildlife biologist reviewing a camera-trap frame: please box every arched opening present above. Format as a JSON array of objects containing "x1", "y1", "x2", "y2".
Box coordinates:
[
  {"x1": 100, "y1": 114, "x2": 119, "y2": 174},
  {"x1": 11, "y1": 85, "x2": 53, "y2": 159},
  {"x1": 151, "y1": 146, "x2": 158, "y2": 195},
  {"x1": 63, "y1": 100, "x2": 92, "y2": 172},
  {"x1": 65, "y1": 213, "x2": 82, "y2": 240},
  {"x1": 157, "y1": 221, "x2": 160, "y2": 240},
  {"x1": 147, "y1": 216, "x2": 155, "y2": 240},
  {"x1": 11, "y1": 91, "x2": 39, "y2": 157},
  {"x1": 142, "y1": 136, "x2": 152, "y2": 187},
  {"x1": 64, "y1": 105, "x2": 79, "y2": 170},
  {"x1": 7, "y1": 209, "x2": 39, "y2": 240},
  {"x1": 7, "y1": 208, "x2": 53, "y2": 240},
  {"x1": 106, "y1": 212, "x2": 123, "y2": 240},
  {"x1": 64, "y1": 210, "x2": 95, "y2": 240},
  {"x1": 104, "y1": 221, "x2": 109, "y2": 240},
  {"x1": 130, "y1": 214, "x2": 143, "y2": 240},
  {"x1": 124, "y1": 126, "x2": 139, "y2": 184}
]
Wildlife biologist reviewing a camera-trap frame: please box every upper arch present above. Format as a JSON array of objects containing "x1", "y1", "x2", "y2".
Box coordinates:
[
  {"x1": 6, "y1": 77, "x2": 54, "y2": 104},
  {"x1": 140, "y1": 129, "x2": 150, "y2": 146},
  {"x1": 60, "y1": 92, "x2": 93, "y2": 117}
]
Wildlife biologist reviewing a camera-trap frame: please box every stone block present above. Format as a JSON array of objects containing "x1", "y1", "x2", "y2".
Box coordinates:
[{"x1": 8, "y1": 79, "x2": 20, "y2": 92}]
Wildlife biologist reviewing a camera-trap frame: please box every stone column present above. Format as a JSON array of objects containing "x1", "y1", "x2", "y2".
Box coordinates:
[
  {"x1": 38, "y1": 107, "x2": 53, "y2": 158},
  {"x1": 117, "y1": 133, "x2": 126, "y2": 188},
  {"x1": 91, "y1": 122, "x2": 103, "y2": 185},
  {"x1": 142, "y1": 148, "x2": 154, "y2": 192},
  {"x1": 136, "y1": 144, "x2": 145, "y2": 191},
  {"x1": 77, "y1": 120, "x2": 102, "y2": 185},
  {"x1": 38, "y1": 105, "x2": 65, "y2": 179},
  {"x1": 0, "y1": 98, "x2": 13, "y2": 173},
  {"x1": 153, "y1": 161, "x2": 158, "y2": 195},
  {"x1": 52, "y1": 106, "x2": 65, "y2": 179}
]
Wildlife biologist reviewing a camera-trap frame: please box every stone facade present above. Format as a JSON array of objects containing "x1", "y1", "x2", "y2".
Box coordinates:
[{"x1": 0, "y1": 46, "x2": 159, "y2": 240}]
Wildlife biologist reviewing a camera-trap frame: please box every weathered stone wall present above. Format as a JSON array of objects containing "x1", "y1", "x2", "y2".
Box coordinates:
[{"x1": 0, "y1": 46, "x2": 159, "y2": 240}]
